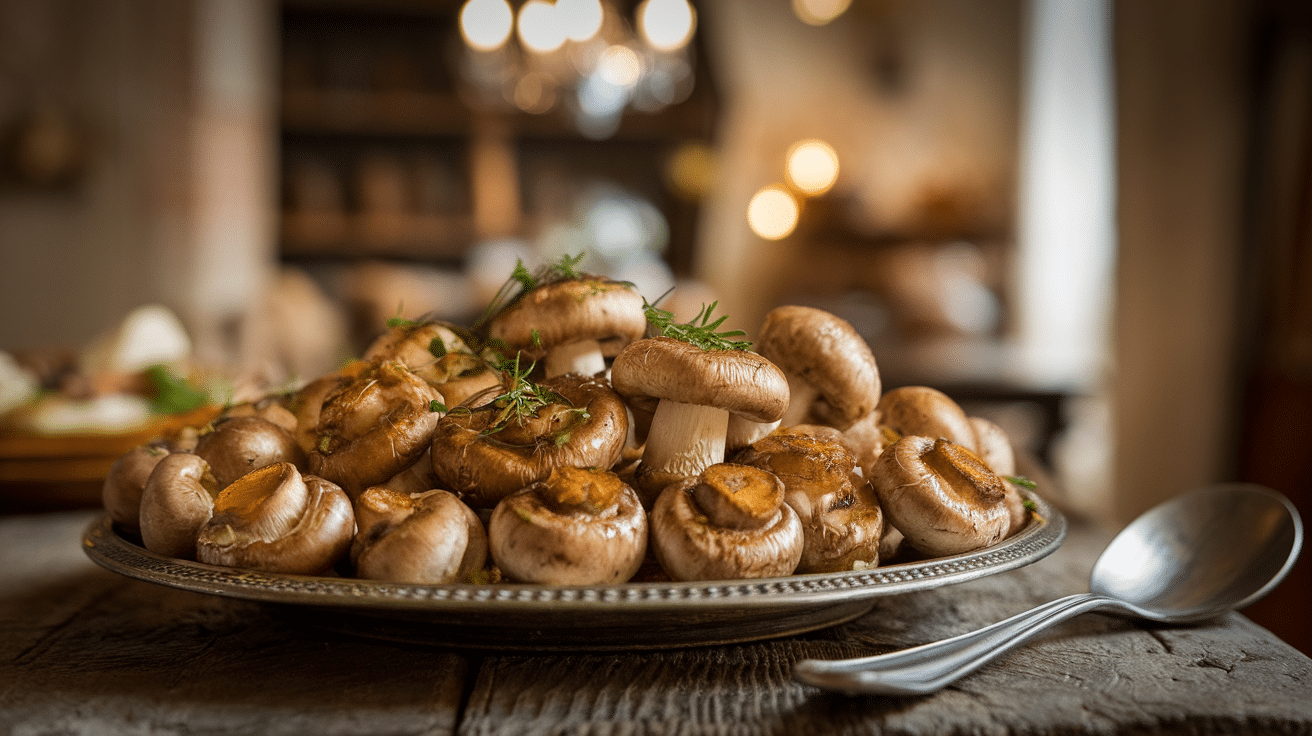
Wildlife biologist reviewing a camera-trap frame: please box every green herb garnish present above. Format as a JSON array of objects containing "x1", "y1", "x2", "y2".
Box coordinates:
[
  {"x1": 1022, "y1": 498, "x2": 1038, "y2": 511},
  {"x1": 430, "y1": 400, "x2": 449, "y2": 413},
  {"x1": 478, "y1": 354, "x2": 589, "y2": 443},
  {"x1": 144, "y1": 364, "x2": 208, "y2": 415},
  {"x1": 471, "y1": 252, "x2": 592, "y2": 333},
  {"x1": 428, "y1": 336, "x2": 447, "y2": 358},
  {"x1": 1006, "y1": 475, "x2": 1038, "y2": 490},
  {"x1": 643, "y1": 300, "x2": 752, "y2": 351}
]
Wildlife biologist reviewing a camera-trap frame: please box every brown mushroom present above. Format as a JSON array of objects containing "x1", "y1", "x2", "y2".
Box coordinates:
[
  {"x1": 138, "y1": 452, "x2": 221, "y2": 559},
  {"x1": 870, "y1": 435, "x2": 1009, "y2": 557},
  {"x1": 969, "y1": 416, "x2": 1030, "y2": 537},
  {"x1": 610, "y1": 336, "x2": 790, "y2": 504},
  {"x1": 649, "y1": 463, "x2": 803, "y2": 581},
  {"x1": 307, "y1": 360, "x2": 444, "y2": 498},
  {"x1": 429, "y1": 372, "x2": 628, "y2": 509},
  {"x1": 219, "y1": 395, "x2": 299, "y2": 435},
  {"x1": 195, "y1": 415, "x2": 307, "y2": 489},
  {"x1": 487, "y1": 276, "x2": 647, "y2": 377},
  {"x1": 102, "y1": 443, "x2": 172, "y2": 535},
  {"x1": 733, "y1": 428, "x2": 884, "y2": 573},
  {"x1": 488, "y1": 466, "x2": 647, "y2": 585},
  {"x1": 876, "y1": 385, "x2": 977, "y2": 450},
  {"x1": 755, "y1": 305, "x2": 882, "y2": 430},
  {"x1": 196, "y1": 462, "x2": 354, "y2": 574},
  {"x1": 363, "y1": 319, "x2": 502, "y2": 408},
  {"x1": 351, "y1": 486, "x2": 488, "y2": 584}
]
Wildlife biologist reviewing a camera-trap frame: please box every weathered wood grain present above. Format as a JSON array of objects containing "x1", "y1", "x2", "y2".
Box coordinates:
[
  {"x1": 458, "y1": 522, "x2": 1312, "y2": 736},
  {"x1": 0, "y1": 511, "x2": 467, "y2": 736}
]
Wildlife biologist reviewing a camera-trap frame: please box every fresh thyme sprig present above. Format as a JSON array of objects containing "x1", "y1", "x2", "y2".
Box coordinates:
[
  {"x1": 643, "y1": 299, "x2": 752, "y2": 351},
  {"x1": 472, "y1": 252, "x2": 592, "y2": 333},
  {"x1": 477, "y1": 354, "x2": 588, "y2": 444}
]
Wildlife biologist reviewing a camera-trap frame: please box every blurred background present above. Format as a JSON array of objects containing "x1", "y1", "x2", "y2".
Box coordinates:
[{"x1": 0, "y1": 0, "x2": 1307, "y2": 653}]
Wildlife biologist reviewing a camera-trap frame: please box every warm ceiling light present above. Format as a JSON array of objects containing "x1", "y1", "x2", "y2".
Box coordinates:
[
  {"x1": 598, "y1": 45, "x2": 643, "y2": 87},
  {"x1": 747, "y1": 185, "x2": 800, "y2": 240},
  {"x1": 557, "y1": 0, "x2": 605, "y2": 42},
  {"x1": 785, "y1": 139, "x2": 839, "y2": 195},
  {"x1": 638, "y1": 0, "x2": 696, "y2": 52},
  {"x1": 792, "y1": 0, "x2": 852, "y2": 26},
  {"x1": 460, "y1": 0, "x2": 514, "y2": 51},
  {"x1": 518, "y1": 0, "x2": 567, "y2": 53}
]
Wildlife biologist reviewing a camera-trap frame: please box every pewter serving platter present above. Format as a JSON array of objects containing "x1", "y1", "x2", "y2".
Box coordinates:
[{"x1": 82, "y1": 488, "x2": 1065, "y2": 651}]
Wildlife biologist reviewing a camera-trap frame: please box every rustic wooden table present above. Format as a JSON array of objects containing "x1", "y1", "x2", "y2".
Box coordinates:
[{"x1": 2, "y1": 508, "x2": 1310, "y2": 735}]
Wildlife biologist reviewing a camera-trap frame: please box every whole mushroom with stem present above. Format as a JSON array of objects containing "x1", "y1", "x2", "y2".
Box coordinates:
[
  {"x1": 649, "y1": 463, "x2": 804, "y2": 581},
  {"x1": 138, "y1": 452, "x2": 221, "y2": 559},
  {"x1": 483, "y1": 255, "x2": 647, "y2": 378},
  {"x1": 489, "y1": 466, "x2": 647, "y2": 585},
  {"x1": 610, "y1": 302, "x2": 790, "y2": 505}
]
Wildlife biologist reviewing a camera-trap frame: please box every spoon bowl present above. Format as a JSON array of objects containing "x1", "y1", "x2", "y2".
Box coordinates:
[{"x1": 794, "y1": 483, "x2": 1303, "y2": 695}]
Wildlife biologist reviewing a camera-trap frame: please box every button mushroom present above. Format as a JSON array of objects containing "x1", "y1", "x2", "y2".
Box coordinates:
[
  {"x1": 351, "y1": 486, "x2": 488, "y2": 584},
  {"x1": 649, "y1": 463, "x2": 804, "y2": 581},
  {"x1": 307, "y1": 360, "x2": 444, "y2": 498},
  {"x1": 218, "y1": 395, "x2": 299, "y2": 435},
  {"x1": 755, "y1": 305, "x2": 882, "y2": 431},
  {"x1": 610, "y1": 335, "x2": 789, "y2": 505},
  {"x1": 488, "y1": 466, "x2": 647, "y2": 585},
  {"x1": 876, "y1": 385, "x2": 978, "y2": 451},
  {"x1": 102, "y1": 442, "x2": 172, "y2": 536},
  {"x1": 429, "y1": 370, "x2": 628, "y2": 509},
  {"x1": 969, "y1": 416, "x2": 1030, "y2": 537},
  {"x1": 196, "y1": 462, "x2": 354, "y2": 575},
  {"x1": 870, "y1": 435, "x2": 1009, "y2": 557},
  {"x1": 733, "y1": 428, "x2": 884, "y2": 573},
  {"x1": 486, "y1": 271, "x2": 646, "y2": 378},
  {"x1": 195, "y1": 415, "x2": 307, "y2": 489},
  {"x1": 363, "y1": 319, "x2": 502, "y2": 408},
  {"x1": 138, "y1": 452, "x2": 221, "y2": 559}
]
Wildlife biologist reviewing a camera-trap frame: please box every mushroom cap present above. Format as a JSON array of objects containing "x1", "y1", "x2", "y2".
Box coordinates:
[
  {"x1": 649, "y1": 463, "x2": 804, "y2": 581},
  {"x1": 196, "y1": 462, "x2": 355, "y2": 575},
  {"x1": 755, "y1": 305, "x2": 882, "y2": 430},
  {"x1": 732, "y1": 429, "x2": 883, "y2": 573},
  {"x1": 876, "y1": 385, "x2": 977, "y2": 450},
  {"x1": 487, "y1": 277, "x2": 647, "y2": 360},
  {"x1": 429, "y1": 372, "x2": 629, "y2": 508},
  {"x1": 138, "y1": 452, "x2": 220, "y2": 559},
  {"x1": 969, "y1": 416, "x2": 1016, "y2": 477},
  {"x1": 870, "y1": 435, "x2": 1008, "y2": 557},
  {"x1": 307, "y1": 360, "x2": 444, "y2": 498},
  {"x1": 488, "y1": 466, "x2": 647, "y2": 585},
  {"x1": 363, "y1": 320, "x2": 502, "y2": 406},
  {"x1": 353, "y1": 487, "x2": 488, "y2": 584},
  {"x1": 195, "y1": 415, "x2": 307, "y2": 489},
  {"x1": 610, "y1": 337, "x2": 790, "y2": 423},
  {"x1": 219, "y1": 396, "x2": 299, "y2": 435},
  {"x1": 102, "y1": 443, "x2": 171, "y2": 534}
]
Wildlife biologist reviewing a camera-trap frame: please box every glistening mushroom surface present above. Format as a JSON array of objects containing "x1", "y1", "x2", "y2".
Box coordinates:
[
  {"x1": 876, "y1": 386, "x2": 978, "y2": 451},
  {"x1": 755, "y1": 305, "x2": 882, "y2": 430},
  {"x1": 102, "y1": 443, "x2": 171, "y2": 535},
  {"x1": 352, "y1": 486, "x2": 488, "y2": 584},
  {"x1": 489, "y1": 466, "x2": 647, "y2": 585},
  {"x1": 363, "y1": 319, "x2": 502, "y2": 408},
  {"x1": 649, "y1": 463, "x2": 803, "y2": 582},
  {"x1": 138, "y1": 452, "x2": 220, "y2": 560},
  {"x1": 196, "y1": 462, "x2": 354, "y2": 575},
  {"x1": 195, "y1": 415, "x2": 306, "y2": 489},
  {"x1": 870, "y1": 435, "x2": 1008, "y2": 557}
]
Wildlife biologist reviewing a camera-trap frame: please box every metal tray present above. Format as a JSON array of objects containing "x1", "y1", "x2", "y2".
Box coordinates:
[{"x1": 82, "y1": 488, "x2": 1065, "y2": 651}]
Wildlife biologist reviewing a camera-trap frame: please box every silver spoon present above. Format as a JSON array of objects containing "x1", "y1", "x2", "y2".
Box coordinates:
[{"x1": 794, "y1": 482, "x2": 1304, "y2": 696}]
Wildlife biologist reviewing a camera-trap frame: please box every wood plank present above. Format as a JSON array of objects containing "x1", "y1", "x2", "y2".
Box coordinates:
[
  {"x1": 0, "y1": 511, "x2": 468, "y2": 736},
  {"x1": 458, "y1": 520, "x2": 1312, "y2": 735}
]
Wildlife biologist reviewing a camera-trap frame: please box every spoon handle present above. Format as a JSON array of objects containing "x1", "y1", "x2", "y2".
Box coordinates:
[{"x1": 794, "y1": 592, "x2": 1124, "y2": 696}]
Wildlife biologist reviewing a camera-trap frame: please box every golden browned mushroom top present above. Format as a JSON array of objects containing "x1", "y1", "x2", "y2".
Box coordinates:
[
  {"x1": 876, "y1": 385, "x2": 978, "y2": 451},
  {"x1": 363, "y1": 319, "x2": 501, "y2": 408},
  {"x1": 195, "y1": 415, "x2": 306, "y2": 489},
  {"x1": 352, "y1": 486, "x2": 488, "y2": 584},
  {"x1": 755, "y1": 305, "x2": 881, "y2": 430}
]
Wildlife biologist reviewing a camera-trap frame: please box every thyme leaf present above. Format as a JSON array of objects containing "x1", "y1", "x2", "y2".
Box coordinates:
[
  {"x1": 643, "y1": 299, "x2": 752, "y2": 351},
  {"x1": 1005, "y1": 475, "x2": 1038, "y2": 490}
]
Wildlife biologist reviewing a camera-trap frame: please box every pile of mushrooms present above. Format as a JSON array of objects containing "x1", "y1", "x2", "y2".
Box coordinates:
[{"x1": 102, "y1": 255, "x2": 1041, "y2": 585}]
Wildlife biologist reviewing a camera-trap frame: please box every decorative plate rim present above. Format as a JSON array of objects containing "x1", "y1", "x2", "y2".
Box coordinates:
[{"x1": 82, "y1": 488, "x2": 1066, "y2": 613}]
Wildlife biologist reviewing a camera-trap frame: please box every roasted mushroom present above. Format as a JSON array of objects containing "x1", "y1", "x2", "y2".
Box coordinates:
[
  {"x1": 195, "y1": 415, "x2": 306, "y2": 489},
  {"x1": 351, "y1": 486, "x2": 488, "y2": 584},
  {"x1": 969, "y1": 416, "x2": 1030, "y2": 537},
  {"x1": 363, "y1": 319, "x2": 502, "y2": 408},
  {"x1": 649, "y1": 463, "x2": 804, "y2": 581},
  {"x1": 307, "y1": 360, "x2": 444, "y2": 498},
  {"x1": 429, "y1": 371, "x2": 628, "y2": 509},
  {"x1": 486, "y1": 273, "x2": 646, "y2": 378},
  {"x1": 102, "y1": 442, "x2": 172, "y2": 535},
  {"x1": 196, "y1": 462, "x2": 354, "y2": 575},
  {"x1": 876, "y1": 385, "x2": 978, "y2": 451},
  {"x1": 870, "y1": 435, "x2": 1009, "y2": 557},
  {"x1": 488, "y1": 466, "x2": 647, "y2": 585},
  {"x1": 755, "y1": 305, "x2": 882, "y2": 430},
  {"x1": 138, "y1": 452, "x2": 221, "y2": 559},
  {"x1": 734, "y1": 428, "x2": 884, "y2": 573},
  {"x1": 610, "y1": 336, "x2": 789, "y2": 504}
]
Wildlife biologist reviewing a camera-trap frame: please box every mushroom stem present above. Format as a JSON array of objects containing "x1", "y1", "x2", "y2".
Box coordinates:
[
  {"x1": 779, "y1": 374, "x2": 821, "y2": 427},
  {"x1": 642, "y1": 400, "x2": 730, "y2": 478},
  {"x1": 544, "y1": 338, "x2": 607, "y2": 378}
]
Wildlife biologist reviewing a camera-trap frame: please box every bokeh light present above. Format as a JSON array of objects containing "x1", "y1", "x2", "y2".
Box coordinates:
[
  {"x1": 518, "y1": 0, "x2": 567, "y2": 54},
  {"x1": 557, "y1": 0, "x2": 605, "y2": 43},
  {"x1": 665, "y1": 141, "x2": 717, "y2": 200},
  {"x1": 598, "y1": 45, "x2": 643, "y2": 88},
  {"x1": 747, "y1": 185, "x2": 800, "y2": 240},
  {"x1": 460, "y1": 0, "x2": 514, "y2": 51},
  {"x1": 639, "y1": 0, "x2": 696, "y2": 52},
  {"x1": 785, "y1": 139, "x2": 840, "y2": 195},
  {"x1": 792, "y1": 0, "x2": 853, "y2": 26}
]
